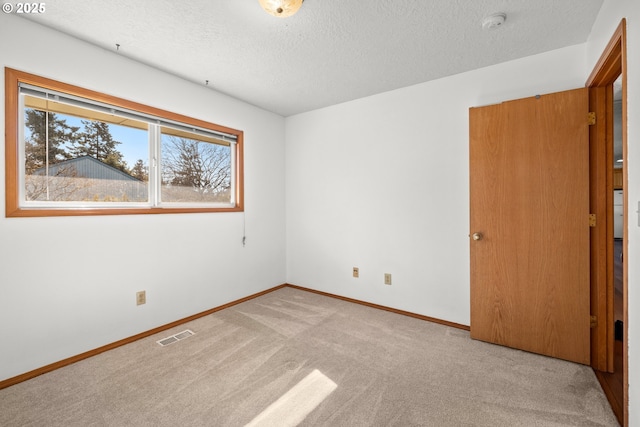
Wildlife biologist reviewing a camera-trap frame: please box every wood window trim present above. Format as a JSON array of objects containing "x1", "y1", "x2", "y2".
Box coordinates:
[{"x1": 4, "y1": 67, "x2": 244, "y2": 217}]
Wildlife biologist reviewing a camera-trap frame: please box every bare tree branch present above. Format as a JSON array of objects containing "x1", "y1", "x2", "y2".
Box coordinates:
[{"x1": 161, "y1": 136, "x2": 231, "y2": 202}]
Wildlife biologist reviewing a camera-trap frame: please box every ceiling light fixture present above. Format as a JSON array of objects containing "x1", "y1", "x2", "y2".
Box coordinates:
[
  {"x1": 259, "y1": 0, "x2": 303, "y2": 18},
  {"x1": 482, "y1": 13, "x2": 507, "y2": 30}
]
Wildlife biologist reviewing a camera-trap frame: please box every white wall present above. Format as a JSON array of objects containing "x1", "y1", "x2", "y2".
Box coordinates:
[
  {"x1": 2, "y1": 3, "x2": 637, "y2": 421},
  {"x1": 285, "y1": 45, "x2": 588, "y2": 326},
  {"x1": 287, "y1": 1, "x2": 639, "y2": 422},
  {"x1": 586, "y1": 1, "x2": 640, "y2": 424},
  {"x1": 0, "y1": 14, "x2": 286, "y2": 381}
]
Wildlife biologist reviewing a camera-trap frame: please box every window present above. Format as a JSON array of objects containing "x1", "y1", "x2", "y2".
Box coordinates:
[{"x1": 5, "y1": 68, "x2": 243, "y2": 217}]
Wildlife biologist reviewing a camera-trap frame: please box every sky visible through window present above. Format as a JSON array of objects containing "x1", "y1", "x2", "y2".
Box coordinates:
[
  {"x1": 65, "y1": 114, "x2": 149, "y2": 168},
  {"x1": 24, "y1": 111, "x2": 149, "y2": 169}
]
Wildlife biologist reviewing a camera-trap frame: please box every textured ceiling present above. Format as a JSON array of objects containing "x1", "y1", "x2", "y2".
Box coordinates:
[{"x1": 19, "y1": 0, "x2": 604, "y2": 116}]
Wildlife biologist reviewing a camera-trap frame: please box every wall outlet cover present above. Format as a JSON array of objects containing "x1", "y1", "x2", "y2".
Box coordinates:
[{"x1": 136, "y1": 291, "x2": 146, "y2": 305}]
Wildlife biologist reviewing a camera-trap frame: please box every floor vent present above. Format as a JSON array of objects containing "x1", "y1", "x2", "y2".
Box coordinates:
[{"x1": 157, "y1": 329, "x2": 195, "y2": 347}]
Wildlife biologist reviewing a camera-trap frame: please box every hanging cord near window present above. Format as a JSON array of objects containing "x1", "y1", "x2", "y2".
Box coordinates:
[{"x1": 242, "y1": 211, "x2": 246, "y2": 247}]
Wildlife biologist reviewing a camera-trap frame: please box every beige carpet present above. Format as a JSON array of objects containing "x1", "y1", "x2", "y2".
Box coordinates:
[{"x1": 0, "y1": 287, "x2": 618, "y2": 426}]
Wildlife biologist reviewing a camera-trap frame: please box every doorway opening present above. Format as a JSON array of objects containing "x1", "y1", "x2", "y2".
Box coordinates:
[{"x1": 587, "y1": 19, "x2": 627, "y2": 426}]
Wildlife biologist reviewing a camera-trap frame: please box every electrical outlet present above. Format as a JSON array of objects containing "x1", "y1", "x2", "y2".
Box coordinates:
[
  {"x1": 353, "y1": 267, "x2": 359, "y2": 278},
  {"x1": 136, "y1": 290, "x2": 146, "y2": 305},
  {"x1": 384, "y1": 273, "x2": 392, "y2": 285}
]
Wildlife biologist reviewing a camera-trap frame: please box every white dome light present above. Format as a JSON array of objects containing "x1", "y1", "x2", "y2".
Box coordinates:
[{"x1": 259, "y1": 0, "x2": 304, "y2": 18}]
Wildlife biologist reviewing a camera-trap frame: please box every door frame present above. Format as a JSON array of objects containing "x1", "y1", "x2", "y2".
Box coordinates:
[{"x1": 586, "y1": 18, "x2": 628, "y2": 426}]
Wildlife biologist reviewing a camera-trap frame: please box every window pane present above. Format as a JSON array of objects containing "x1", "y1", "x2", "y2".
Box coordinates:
[
  {"x1": 8, "y1": 69, "x2": 243, "y2": 216},
  {"x1": 23, "y1": 97, "x2": 149, "y2": 203},
  {"x1": 160, "y1": 128, "x2": 232, "y2": 204}
]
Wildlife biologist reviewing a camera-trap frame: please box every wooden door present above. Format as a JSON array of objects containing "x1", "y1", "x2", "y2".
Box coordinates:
[{"x1": 469, "y1": 88, "x2": 591, "y2": 365}]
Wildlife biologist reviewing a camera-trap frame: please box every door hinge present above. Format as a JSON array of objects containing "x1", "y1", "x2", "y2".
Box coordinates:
[
  {"x1": 590, "y1": 315, "x2": 597, "y2": 328},
  {"x1": 589, "y1": 214, "x2": 596, "y2": 227},
  {"x1": 588, "y1": 112, "x2": 596, "y2": 125}
]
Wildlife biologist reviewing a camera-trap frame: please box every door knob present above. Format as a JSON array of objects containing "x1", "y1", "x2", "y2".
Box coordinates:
[{"x1": 472, "y1": 232, "x2": 483, "y2": 241}]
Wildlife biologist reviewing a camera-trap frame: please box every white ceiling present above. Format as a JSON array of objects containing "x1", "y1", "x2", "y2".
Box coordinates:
[{"x1": 19, "y1": 0, "x2": 604, "y2": 117}]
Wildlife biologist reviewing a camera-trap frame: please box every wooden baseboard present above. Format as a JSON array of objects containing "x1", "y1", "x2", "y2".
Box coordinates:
[
  {"x1": 285, "y1": 284, "x2": 470, "y2": 331},
  {"x1": 0, "y1": 282, "x2": 468, "y2": 390},
  {"x1": 0, "y1": 284, "x2": 287, "y2": 390}
]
